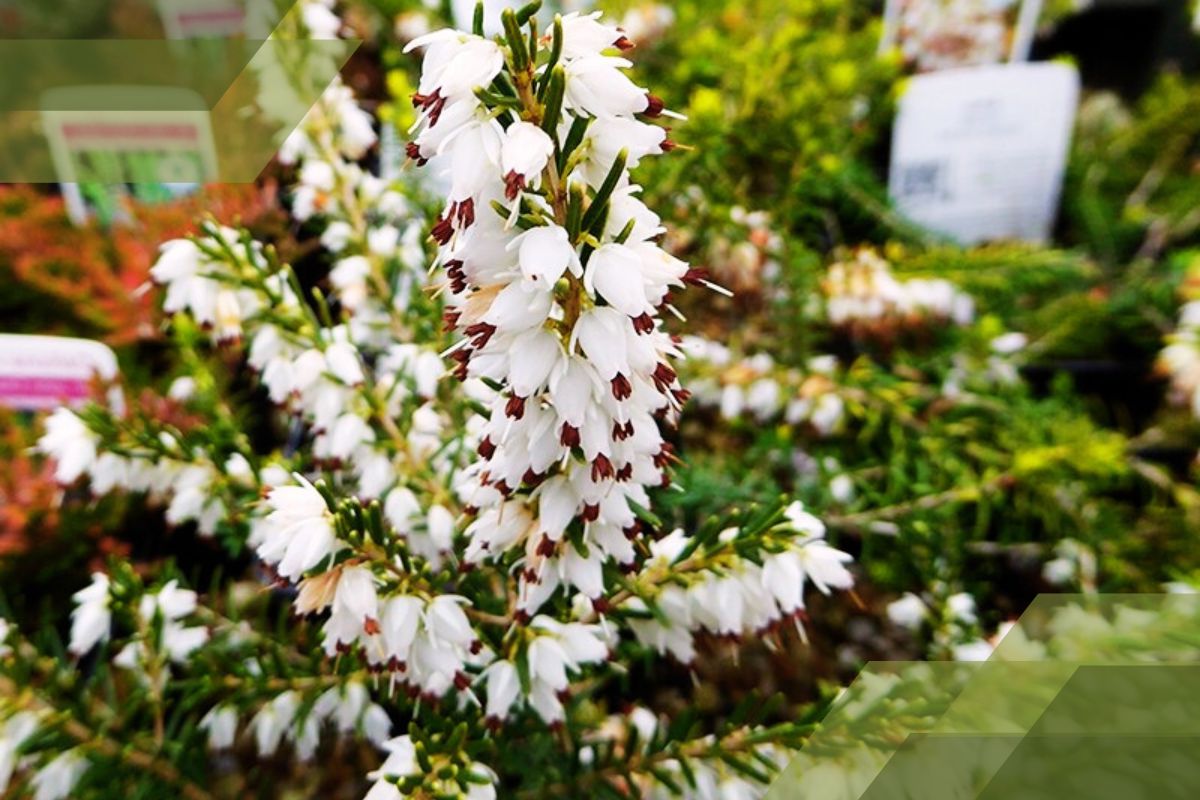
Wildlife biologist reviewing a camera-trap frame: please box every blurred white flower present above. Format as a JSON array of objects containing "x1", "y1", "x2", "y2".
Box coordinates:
[
  {"x1": 887, "y1": 593, "x2": 928, "y2": 630},
  {"x1": 68, "y1": 573, "x2": 111, "y2": 656},
  {"x1": 32, "y1": 749, "x2": 87, "y2": 800}
]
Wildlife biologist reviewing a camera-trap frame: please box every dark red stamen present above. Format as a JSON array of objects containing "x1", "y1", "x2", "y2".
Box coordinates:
[
  {"x1": 611, "y1": 374, "x2": 632, "y2": 401},
  {"x1": 505, "y1": 394, "x2": 526, "y2": 419},
  {"x1": 504, "y1": 170, "x2": 526, "y2": 201},
  {"x1": 560, "y1": 423, "x2": 581, "y2": 448},
  {"x1": 405, "y1": 141, "x2": 428, "y2": 166},
  {"x1": 632, "y1": 313, "x2": 655, "y2": 334},
  {"x1": 591, "y1": 454, "x2": 615, "y2": 481},
  {"x1": 652, "y1": 363, "x2": 677, "y2": 392},
  {"x1": 457, "y1": 198, "x2": 476, "y2": 228},
  {"x1": 432, "y1": 215, "x2": 454, "y2": 245},
  {"x1": 465, "y1": 322, "x2": 496, "y2": 348}
]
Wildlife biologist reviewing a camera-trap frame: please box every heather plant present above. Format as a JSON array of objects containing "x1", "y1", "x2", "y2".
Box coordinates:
[
  {"x1": 5, "y1": 3, "x2": 1200, "y2": 799},
  {"x1": 8, "y1": 4, "x2": 858, "y2": 798}
]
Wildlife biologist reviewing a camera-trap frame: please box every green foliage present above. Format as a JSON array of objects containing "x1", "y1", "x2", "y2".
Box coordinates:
[
  {"x1": 619, "y1": 0, "x2": 902, "y2": 248},
  {"x1": 1063, "y1": 73, "x2": 1200, "y2": 265}
]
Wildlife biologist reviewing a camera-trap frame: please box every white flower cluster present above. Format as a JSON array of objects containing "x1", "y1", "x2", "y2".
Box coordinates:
[
  {"x1": 30, "y1": 8, "x2": 861, "y2": 799},
  {"x1": 941, "y1": 332, "x2": 1028, "y2": 398},
  {"x1": 68, "y1": 574, "x2": 208, "y2": 670},
  {"x1": 257, "y1": 478, "x2": 490, "y2": 702},
  {"x1": 886, "y1": 588, "x2": 998, "y2": 661},
  {"x1": 580, "y1": 707, "x2": 790, "y2": 800},
  {"x1": 113, "y1": 580, "x2": 210, "y2": 674},
  {"x1": 365, "y1": 735, "x2": 496, "y2": 800},
  {"x1": 246, "y1": 682, "x2": 392, "y2": 760},
  {"x1": 824, "y1": 248, "x2": 974, "y2": 331},
  {"x1": 1160, "y1": 300, "x2": 1200, "y2": 418},
  {"x1": 39, "y1": 9, "x2": 457, "y2": 547},
  {"x1": 627, "y1": 503, "x2": 854, "y2": 664},
  {"x1": 482, "y1": 616, "x2": 609, "y2": 726},
  {"x1": 39, "y1": 404, "x2": 260, "y2": 537},
  {"x1": 406, "y1": 13, "x2": 701, "y2": 625},
  {"x1": 37, "y1": 408, "x2": 99, "y2": 486},
  {"x1": 682, "y1": 337, "x2": 847, "y2": 434},
  {"x1": 152, "y1": 232, "x2": 288, "y2": 344},
  {"x1": 0, "y1": 579, "x2": 210, "y2": 800}
]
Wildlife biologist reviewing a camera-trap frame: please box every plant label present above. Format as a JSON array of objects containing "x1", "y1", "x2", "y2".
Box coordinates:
[
  {"x1": 40, "y1": 87, "x2": 218, "y2": 226},
  {"x1": 888, "y1": 61, "x2": 1080, "y2": 245},
  {"x1": 880, "y1": 0, "x2": 1044, "y2": 72},
  {"x1": 156, "y1": 0, "x2": 248, "y2": 39},
  {"x1": 0, "y1": 334, "x2": 120, "y2": 412}
]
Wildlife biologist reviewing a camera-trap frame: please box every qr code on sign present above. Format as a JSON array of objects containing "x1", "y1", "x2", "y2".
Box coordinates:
[{"x1": 896, "y1": 160, "x2": 949, "y2": 201}]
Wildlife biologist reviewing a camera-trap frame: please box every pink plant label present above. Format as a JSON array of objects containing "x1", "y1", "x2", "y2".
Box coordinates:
[
  {"x1": 156, "y1": 0, "x2": 247, "y2": 39},
  {"x1": 0, "y1": 334, "x2": 119, "y2": 411}
]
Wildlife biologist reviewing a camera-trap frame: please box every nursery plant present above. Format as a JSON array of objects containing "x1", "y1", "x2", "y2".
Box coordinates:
[
  {"x1": 4, "y1": 2, "x2": 1200, "y2": 800},
  {"x1": 4, "y1": 3, "x2": 857, "y2": 798}
]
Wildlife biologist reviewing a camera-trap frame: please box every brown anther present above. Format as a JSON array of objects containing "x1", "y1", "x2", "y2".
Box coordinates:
[
  {"x1": 591, "y1": 454, "x2": 615, "y2": 481},
  {"x1": 405, "y1": 141, "x2": 427, "y2": 166},
  {"x1": 431, "y1": 215, "x2": 454, "y2": 245},
  {"x1": 560, "y1": 423, "x2": 581, "y2": 448},
  {"x1": 457, "y1": 198, "x2": 476, "y2": 227},
  {"x1": 505, "y1": 394, "x2": 527, "y2": 420},
  {"x1": 465, "y1": 322, "x2": 496, "y2": 348},
  {"x1": 652, "y1": 362, "x2": 677, "y2": 392},
  {"x1": 504, "y1": 170, "x2": 526, "y2": 201},
  {"x1": 611, "y1": 373, "x2": 633, "y2": 401}
]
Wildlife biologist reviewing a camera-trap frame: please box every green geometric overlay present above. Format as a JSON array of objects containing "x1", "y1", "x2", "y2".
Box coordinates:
[
  {"x1": 766, "y1": 595, "x2": 1200, "y2": 799},
  {"x1": 0, "y1": 1, "x2": 357, "y2": 182}
]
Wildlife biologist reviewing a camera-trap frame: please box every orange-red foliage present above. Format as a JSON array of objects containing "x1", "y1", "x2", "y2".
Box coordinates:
[
  {"x1": 0, "y1": 411, "x2": 61, "y2": 556},
  {"x1": 0, "y1": 183, "x2": 280, "y2": 345}
]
